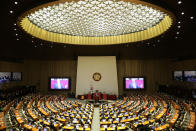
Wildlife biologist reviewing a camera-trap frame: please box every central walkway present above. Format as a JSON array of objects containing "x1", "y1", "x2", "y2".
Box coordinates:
[{"x1": 91, "y1": 107, "x2": 100, "y2": 131}]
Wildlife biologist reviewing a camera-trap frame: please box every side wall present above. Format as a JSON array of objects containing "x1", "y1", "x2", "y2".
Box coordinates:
[
  {"x1": 117, "y1": 59, "x2": 173, "y2": 94},
  {"x1": 0, "y1": 58, "x2": 195, "y2": 95},
  {"x1": 23, "y1": 60, "x2": 77, "y2": 94}
]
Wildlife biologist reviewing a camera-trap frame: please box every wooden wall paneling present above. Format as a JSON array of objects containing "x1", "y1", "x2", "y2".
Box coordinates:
[
  {"x1": 117, "y1": 59, "x2": 172, "y2": 95},
  {"x1": 1, "y1": 58, "x2": 195, "y2": 95},
  {"x1": 34, "y1": 60, "x2": 77, "y2": 94}
]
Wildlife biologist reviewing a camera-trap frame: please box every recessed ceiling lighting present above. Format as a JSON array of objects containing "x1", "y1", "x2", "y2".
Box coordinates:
[
  {"x1": 10, "y1": 10, "x2": 13, "y2": 13},
  {"x1": 14, "y1": 23, "x2": 17, "y2": 26},
  {"x1": 14, "y1": 2, "x2": 18, "y2": 4},
  {"x1": 177, "y1": 26, "x2": 181, "y2": 28},
  {"x1": 27, "y1": 1, "x2": 167, "y2": 37},
  {"x1": 181, "y1": 12, "x2": 184, "y2": 15},
  {"x1": 178, "y1": 21, "x2": 181, "y2": 24},
  {"x1": 190, "y1": 16, "x2": 194, "y2": 19},
  {"x1": 14, "y1": 28, "x2": 17, "y2": 30},
  {"x1": 178, "y1": 1, "x2": 182, "y2": 4},
  {"x1": 32, "y1": 40, "x2": 34, "y2": 43},
  {"x1": 176, "y1": 32, "x2": 180, "y2": 35},
  {"x1": 16, "y1": 34, "x2": 18, "y2": 36},
  {"x1": 175, "y1": 37, "x2": 178, "y2": 39},
  {"x1": 34, "y1": 45, "x2": 37, "y2": 48},
  {"x1": 18, "y1": 0, "x2": 174, "y2": 45},
  {"x1": 16, "y1": 38, "x2": 19, "y2": 40}
]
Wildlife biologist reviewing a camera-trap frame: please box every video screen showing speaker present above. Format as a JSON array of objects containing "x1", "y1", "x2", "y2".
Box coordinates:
[
  {"x1": 50, "y1": 77, "x2": 70, "y2": 90},
  {"x1": 0, "y1": 72, "x2": 11, "y2": 83},
  {"x1": 12, "y1": 72, "x2": 22, "y2": 81},
  {"x1": 184, "y1": 71, "x2": 196, "y2": 82},
  {"x1": 124, "y1": 77, "x2": 145, "y2": 90},
  {"x1": 173, "y1": 71, "x2": 183, "y2": 81}
]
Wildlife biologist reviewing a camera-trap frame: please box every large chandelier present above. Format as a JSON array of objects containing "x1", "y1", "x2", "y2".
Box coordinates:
[{"x1": 18, "y1": 0, "x2": 174, "y2": 45}]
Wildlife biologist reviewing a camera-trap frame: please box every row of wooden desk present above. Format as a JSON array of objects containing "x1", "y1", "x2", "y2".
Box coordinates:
[
  {"x1": 0, "y1": 100, "x2": 15, "y2": 130},
  {"x1": 28, "y1": 109, "x2": 38, "y2": 120},
  {"x1": 27, "y1": 96, "x2": 39, "y2": 121},
  {"x1": 188, "y1": 111, "x2": 196, "y2": 130},
  {"x1": 37, "y1": 97, "x2": 49, "y2": 117},
  {"x1": 155, "y1": 108, "x2": 167, "y2": 120},
  {"x1": 3, "y1": 95, "x2": 196, "y2": 131},
  {"x1": 169, "y1": 100, "x2": 180, "y2": 127},
  {"x1": 0, "y1": 112, "x2": 6, "y2": 130},
  {"x1": 14, "y1": 110, "x2": 25, "y2": 125},
  {"x1": 144, "y1": 97, "x2": 157, "y2": 116},
  {"x1": 45, "y1": 96, "x2": 58, "y2": 114},
  {"x1": 14, "y1": 99, "x2": 26, "y2": 125},
  {"x1": 182, "y1": 101, "x2": 196, "y2": 130},
  {"x1": 100, "y1": 96, "x2": 170, "y2": 131},
  {"x1": 128, "y1": 99, "x2": 140, "y2": 111},
  {"x1": 3, "y1": 100, "x2": 14, "y2": 113}
]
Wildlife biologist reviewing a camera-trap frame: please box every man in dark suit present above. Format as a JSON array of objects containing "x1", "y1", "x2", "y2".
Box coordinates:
[
  {"x1": 129, "y1": 79, "x2": 139, "y2": 89},
  {"x1": 94, "y1": 90, "x2": 100, "y2": 103},
  {"x1": 53, "y1": 79, "x2": 65, "y2": 89}
]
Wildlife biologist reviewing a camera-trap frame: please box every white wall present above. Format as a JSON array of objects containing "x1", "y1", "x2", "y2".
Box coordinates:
[{"x1": 76, "y1": 56, "x2": 118, "y2": 96}]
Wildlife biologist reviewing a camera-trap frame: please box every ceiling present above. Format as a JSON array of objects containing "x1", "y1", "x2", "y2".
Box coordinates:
[{"x1": 1, "y1": 0, "x2": 196, "y2": 60}]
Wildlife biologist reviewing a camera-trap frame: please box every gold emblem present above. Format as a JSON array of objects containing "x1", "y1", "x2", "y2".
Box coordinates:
[{"x1": 93, "y1": 72, "x2": 101, "y2": 81}]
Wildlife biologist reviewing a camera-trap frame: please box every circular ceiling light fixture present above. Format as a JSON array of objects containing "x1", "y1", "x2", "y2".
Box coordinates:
[{"x1": 18, "y1": 0, "x2": 175, "y2": 45}]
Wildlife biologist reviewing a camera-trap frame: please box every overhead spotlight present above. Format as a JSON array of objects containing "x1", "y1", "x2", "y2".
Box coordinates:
[
  {"x1": 16, "y1": 38, "x2": 19, "y2": 40},
  {"x1": 178, "y1": 1, "x2": 182, "y2": 4},
  {"x1": 32, "y1": 40, "x2": 34, "y2": 43},
  {"x1": 176, "y1": 32, "x2": 180, "y2": 35},
  {"x1": 14, "y1": 1, "x2": 18, "y2": 4},
  {"x1": 178, "y1": 21, "x2": 181, "y2": 24},
  {"x1": 14, "y1": 28, "x2": 17, "y2": 30},
  {"x1": 181, "y1": 12, "x2": 184, "y2": 15},
  {"x1": 190, "y1": 16, "x2": 194, "y2": 19},
  {"x1": 14, "y1": 23, "x2": 17, "y2": 26},
  {"x1": 177, "y1": 26, "x2": 181, "y2": 28},
  {"x1": 16, "y1": 34, "x2": 18, "y2": 36},
  {"x1": 10, "y1": 10, "x2": 13, "y2": 13},
  {"x1": 175, "y1": 37, "x2": 178, "y2": 39},
  {"x1": 34, "y1": 45, "x2": 37, "y2": 48}
]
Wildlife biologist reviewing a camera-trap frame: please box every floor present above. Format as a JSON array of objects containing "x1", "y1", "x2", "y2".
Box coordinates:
[{"x1": 91, "y1": 107, "x2": 100, "y2": 131}]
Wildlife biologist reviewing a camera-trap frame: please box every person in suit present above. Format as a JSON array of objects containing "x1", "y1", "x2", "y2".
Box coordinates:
[
  {"x1": 129, "y1": 78, "x2": 139, "y2": 89},
  {"x1": 53, "y1": 79, "x2": 65, "y2": 89},
  {"x1": 94, "y1": 90, "x2": 100, "y2": 103}
]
